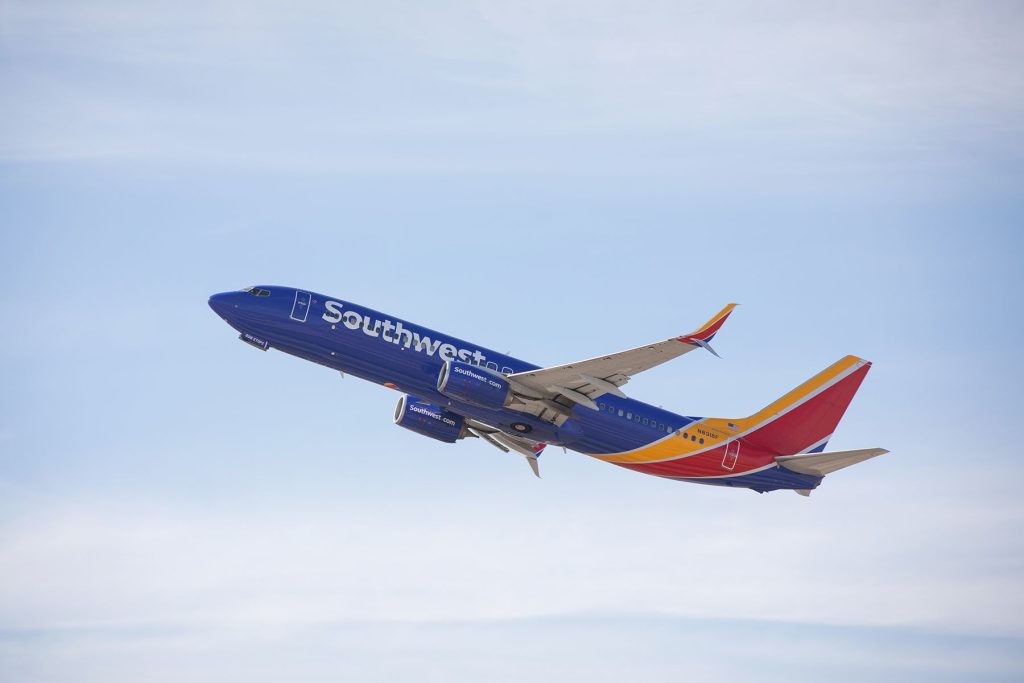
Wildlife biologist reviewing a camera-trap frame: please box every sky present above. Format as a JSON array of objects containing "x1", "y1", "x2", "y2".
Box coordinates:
[{"x1": 2, "y1": 1, "x2": 1024, "y2": 680}]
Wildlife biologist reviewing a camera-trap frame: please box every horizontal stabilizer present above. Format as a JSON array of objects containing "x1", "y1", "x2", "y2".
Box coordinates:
[{"x1": 776, "y1": 448, "x2": 889, "y2": 477}]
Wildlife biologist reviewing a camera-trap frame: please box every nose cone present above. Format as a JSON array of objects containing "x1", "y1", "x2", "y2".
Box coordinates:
[{"x1": 208, "y1": 291, "x2": 238, "y2": 320}]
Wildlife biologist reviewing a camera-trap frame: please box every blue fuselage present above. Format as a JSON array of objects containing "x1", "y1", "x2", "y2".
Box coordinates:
[{"x1": 209, "y1": 286, "x2": 699, "y2": 456}]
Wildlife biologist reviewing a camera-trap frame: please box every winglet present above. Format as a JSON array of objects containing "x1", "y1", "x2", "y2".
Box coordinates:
[
  {"x1": 677, "y1": 303, "x2": 738, "y2": 355},
  {"x1": 690, "y1": 338, "x2": 721, "y2": 358},
  {"x1": 522, "y1": 442, "x2": 544, "y2": 477},
  {"x1": 525, "y1": 454, "x2": 541, "y2": 478}
]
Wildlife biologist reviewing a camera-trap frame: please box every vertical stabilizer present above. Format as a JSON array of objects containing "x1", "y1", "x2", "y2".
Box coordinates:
[{"x1": 735, "y1": 355, "x2": 871, "y2": 456}]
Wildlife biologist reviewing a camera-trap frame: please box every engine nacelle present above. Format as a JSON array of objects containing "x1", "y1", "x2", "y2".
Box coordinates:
[
  {"x1": 394, "y1": 395, "x2": 467, "y2": 443},
  {"x1": 436, "y1": 360, "x2": 512, "y2": 410}
]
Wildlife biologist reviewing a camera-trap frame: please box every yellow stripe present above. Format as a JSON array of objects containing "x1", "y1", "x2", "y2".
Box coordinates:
[{"x1": 591, "y1": 355, "x2": 864, "y2": 465}]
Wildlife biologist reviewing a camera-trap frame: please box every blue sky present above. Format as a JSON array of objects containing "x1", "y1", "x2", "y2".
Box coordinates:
[{"x1": 2, "y1": 1, "x2": 1024, "y2": 680}]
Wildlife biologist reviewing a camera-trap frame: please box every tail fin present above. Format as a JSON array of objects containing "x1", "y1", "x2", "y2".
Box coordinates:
[{"x1": 732, "y1": 355, "x2": 872, "y2": 456}]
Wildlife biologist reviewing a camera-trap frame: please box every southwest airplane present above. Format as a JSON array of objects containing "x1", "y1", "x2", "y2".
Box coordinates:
[{"x1": 209, "y1": 286, "x2": 886, "y2": 495}]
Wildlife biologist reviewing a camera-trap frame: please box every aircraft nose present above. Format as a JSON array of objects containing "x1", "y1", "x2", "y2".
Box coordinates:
[{"x1": 208, "y1": 291, "x2": 237, "y2": 319}]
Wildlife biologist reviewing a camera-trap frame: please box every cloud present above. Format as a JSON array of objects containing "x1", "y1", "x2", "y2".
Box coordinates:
[
  {"x1": 1, "y1": 1, "x2": 1022, "y2": 170},
  {"x1": 1, "y1": 612, "x2": 1022, "y2": 682},
  {"x1": 2, "y1": 474, "x2": 1021, "y2": 636}
]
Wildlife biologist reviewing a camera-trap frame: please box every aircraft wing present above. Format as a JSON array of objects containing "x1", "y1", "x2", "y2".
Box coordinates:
[{"x1": 506, "y1": 304, "x2": 736, "y2": 416}]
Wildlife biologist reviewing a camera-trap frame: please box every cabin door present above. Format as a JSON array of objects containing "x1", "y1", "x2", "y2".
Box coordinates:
[{"x1": 290, "y1": 290, "x2": 311, "y2": 322}]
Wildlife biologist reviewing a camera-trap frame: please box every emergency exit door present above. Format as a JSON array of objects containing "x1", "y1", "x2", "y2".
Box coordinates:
[{"x1": 722, "y1": 441, "x2": 740, "y2": 470}]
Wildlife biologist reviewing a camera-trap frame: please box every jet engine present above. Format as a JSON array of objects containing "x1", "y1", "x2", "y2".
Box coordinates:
[
  {"x1": 436, "y1": 360, "x2": 512, "y2": 410},
  {"x1": 393, "y1": 395, "x2": 467, "y2": 443}
]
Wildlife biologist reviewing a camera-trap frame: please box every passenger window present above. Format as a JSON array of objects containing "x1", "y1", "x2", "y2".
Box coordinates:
[
  {"x1": 486, "y1": 362, "x2": 498, "y2": 371},
  {"x1": 501, "y1": 366, "x2": 512, "y2": 374},
  {"x1": 626, "y1": 412, "x2": 632, "y2": 420},
  {"x1": 618, "y1": 409, "x2": 624, "y2": 417},
  {"x1": 642, "y1": 417, "x2": 648, "y2": 425}
]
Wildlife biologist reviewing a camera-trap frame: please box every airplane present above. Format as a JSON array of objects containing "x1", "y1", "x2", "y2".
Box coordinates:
[{"x1": 209, "y1": 286, "x2": 887, "y2": 495}]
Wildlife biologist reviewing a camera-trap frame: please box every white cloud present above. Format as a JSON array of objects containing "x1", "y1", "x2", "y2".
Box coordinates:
[
  {"x1": 1, "y1": 1, "x2": 1021, "y2": 169},
  {"x1": 1, "y1": 482, "x2": 1023, "y2": 681},
  {"x1": 2, "y1": 469, "x2": 1021, "y2": 636}
]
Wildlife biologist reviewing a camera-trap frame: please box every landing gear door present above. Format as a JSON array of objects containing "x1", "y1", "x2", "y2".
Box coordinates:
[{"x1": 290, "y1": 290, "x2": 311, "y2": 322}]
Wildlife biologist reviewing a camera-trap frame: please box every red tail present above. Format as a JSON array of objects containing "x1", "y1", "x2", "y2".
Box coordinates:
[{"x1": 738, "y1": 355, "x2": 871, "y2": 456}]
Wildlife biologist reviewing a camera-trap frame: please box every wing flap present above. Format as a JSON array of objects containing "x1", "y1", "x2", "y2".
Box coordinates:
[{"x1": 465, "y1": 418, "x2": 546, "y2": 477}]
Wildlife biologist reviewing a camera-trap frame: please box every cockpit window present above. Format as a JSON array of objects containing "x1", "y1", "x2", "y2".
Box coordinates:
[{"x1": 242, "y1": 286, "x2": 271, "y2": 297}]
